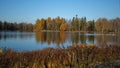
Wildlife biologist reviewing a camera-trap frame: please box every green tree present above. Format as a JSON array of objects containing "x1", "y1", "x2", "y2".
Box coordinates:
[
  {"x1": 87, "y1": 20, "x2": 95, "y2": 31},
  {"x1": 80, "y1": 17, "x2": 86, "y2": 31},
  {"x1": 0, "y1": 21, "x2": 2, "y2": 31},
  {"x1": 71, "y1": 15, "x2": 79, "y2": 31}
]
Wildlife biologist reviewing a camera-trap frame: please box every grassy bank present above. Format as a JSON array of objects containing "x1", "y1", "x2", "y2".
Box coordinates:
[{"x1": 0, "y1": 44, "x2": 120, "y2": 68}]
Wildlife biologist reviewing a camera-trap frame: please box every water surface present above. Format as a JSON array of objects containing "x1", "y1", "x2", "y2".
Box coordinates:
[{"x1": 0, "y1": 32, "x2": 120, "y2": 51}]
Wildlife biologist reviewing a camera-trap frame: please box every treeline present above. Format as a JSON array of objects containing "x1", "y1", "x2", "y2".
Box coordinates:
[
  {"x1": 0, "y1": 21, "x2": 34, "y2": 32},
  {"x1": 34, "y1": 15, "x2": 120, "y2": 32},
  {"x1": 0, "y1": 16, "x2": 120, "y2": 32}
]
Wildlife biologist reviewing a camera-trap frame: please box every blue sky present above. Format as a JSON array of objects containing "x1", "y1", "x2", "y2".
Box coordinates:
[{"x1": 0, "y1": 0, "x2": 120, "y2": 23}]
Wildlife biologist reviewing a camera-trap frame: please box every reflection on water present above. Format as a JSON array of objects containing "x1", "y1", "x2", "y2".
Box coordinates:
[
  {"x1": 0, "y1": 32, "x2": 120, "y2": 51},
  {"x1": 0, "y1": 32, "x2": 34, "y2": 40},
  {"x1": 35, "y1": 32, "x2": 66, "y2": 46},
  {"x1": 35, "y1": 32, "x2": 120, "y2": 47}
]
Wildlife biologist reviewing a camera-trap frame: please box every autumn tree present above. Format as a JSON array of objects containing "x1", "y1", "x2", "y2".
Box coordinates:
[
  {"x1": 34, "y1": 19, "x2": 41, "y2": 31},
  {"x1": 46, "y1": 17, "x2": 51, "y2": 30},
  {"x1": 111, "y1": 18, "x2": 120, "y2": 32},
  {"x1": 60, "y1": 18, "x2": 66, "y2": 31},
  {"x1": 55, "y1": 16, "x2": 62, "y2": 30},
  {"x1": 51, "y1": 19, "x2": 56, "y2": 30},
  {"x1": 95, "y1": 18, "x2": 103, "y2": 32},
  {"x1": 34, "y1": 16, "x2": 120, "y2": 32},
  {"x1": 95, "y1": 18, "x2": 110, "y2": 32},
  {"x1": 34, "y1": 18, "x2": 46, "y2": 31}
]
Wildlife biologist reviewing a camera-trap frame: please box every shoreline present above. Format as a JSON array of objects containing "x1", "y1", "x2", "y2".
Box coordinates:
[
  {"x1": 0, "y1": 30, "x2": 120, "y2": 34},
  {"x1": 34, "y1": 30, "x2": 120, "y2": 34}
]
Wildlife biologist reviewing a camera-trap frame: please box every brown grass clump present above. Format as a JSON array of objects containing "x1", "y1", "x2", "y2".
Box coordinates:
[{"x1": 0, "y1": 44, "x2": 120, "y2": 68}]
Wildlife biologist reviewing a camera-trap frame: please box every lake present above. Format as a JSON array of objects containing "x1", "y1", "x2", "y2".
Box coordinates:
[{"x1": 0, "y1": 32, "x2": 120, "y2": 52}]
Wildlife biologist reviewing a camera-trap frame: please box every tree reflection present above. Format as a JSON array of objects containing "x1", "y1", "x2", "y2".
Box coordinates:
[
  {"x1": 96, "y1": 34, "x2": 117, "y2": 47},
  {"x1": 35, "y1": 32, "x2": 66, "y2": 47},
  {"x1": 87, "y1": 35, "x2": 94, "y2": 44},
  {"x1": 80, "y1": 32, "x2": 86, "y2": 44},
  {"x1": 46, "y1": 32, "x2": 51, "y2": 45},
  {"x1": 70, "y1": 32, "x2": 79, "y2": 44},
  {"x1": 0, "y1": 32, "x2": 34, "y2": 40},
  {"x1": 54, "y1": 32, "x2": 60, "y2": 46},
  {"x1": 35, "y1": 32, "x2": 45, "y2": 44},
  {"x1": 60, "y1": 32, "x2": 66, "y2": 44},
  {"x1": 35, "y1": 32, "x2": 120, "y2": 47}
]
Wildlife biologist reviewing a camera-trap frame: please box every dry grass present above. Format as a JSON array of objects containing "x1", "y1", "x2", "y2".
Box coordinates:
[{"x1": 0, "y1": 44, "x2": 120, "y2": 68}]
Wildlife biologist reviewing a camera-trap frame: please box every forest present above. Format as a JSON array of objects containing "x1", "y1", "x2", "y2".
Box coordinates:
[
  {"x1": 0, "y1": 21, "x2": 34, "y2": 32},
  {"x1": 0, "y1": 16, "x2": 120, "y2": 32}
]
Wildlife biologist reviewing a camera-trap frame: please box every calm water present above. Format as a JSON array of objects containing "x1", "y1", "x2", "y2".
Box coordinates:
[{"x1": 0, "y1": 32, "x2": 120, "y2": 52}]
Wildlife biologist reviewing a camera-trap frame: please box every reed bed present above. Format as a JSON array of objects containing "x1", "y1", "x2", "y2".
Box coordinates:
[{"x1": 0, "y1": 44, "x2": 120, "y2": 68}]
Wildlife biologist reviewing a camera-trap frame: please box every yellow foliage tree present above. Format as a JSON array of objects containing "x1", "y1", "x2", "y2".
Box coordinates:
[
  {"x1": 46, "y1": 17, "x2": 51, "y2": 29},
  {"x1": 34, "y1": 18, "x2": 45, "y2": 31},
  {"x1": 60, "y1": 19, "x2": 66, "y2": 31}
]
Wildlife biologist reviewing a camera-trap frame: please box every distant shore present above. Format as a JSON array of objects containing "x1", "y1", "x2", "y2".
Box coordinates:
[
  {"x1": 34, "y1": 30, "x2": 120, "y2": 34},
  {"x1": 1, "y1": 30, "x2": 120, "y2": 34}
]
